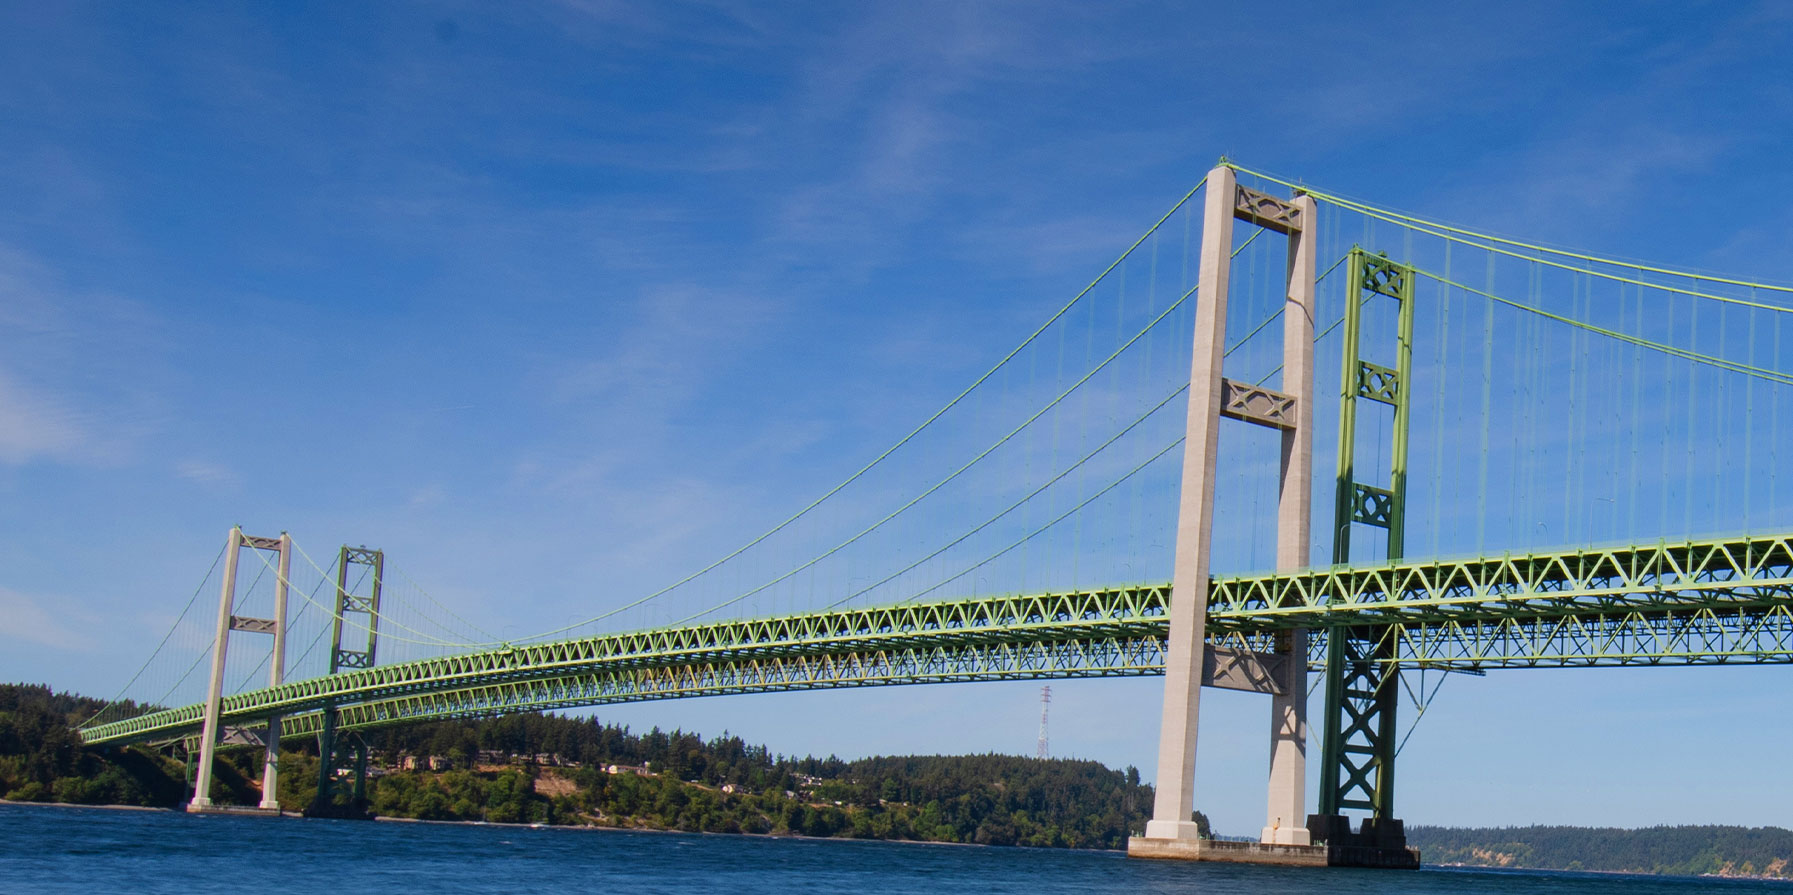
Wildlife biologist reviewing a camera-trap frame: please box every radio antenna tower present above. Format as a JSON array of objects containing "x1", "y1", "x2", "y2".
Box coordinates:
[{"x1": 1036, "y1": 685, "x2": 1051, "y2": 760}]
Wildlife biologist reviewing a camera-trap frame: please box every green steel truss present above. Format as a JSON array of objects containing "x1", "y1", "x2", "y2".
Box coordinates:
[
  {"x1": 81, "y1": 587, "x2": 1171, "y2": 746},
  {"x1": 1390, "y1": 604, "x2": 1793, "y2": 668},
  {"x1": 78, "y1": 533, "x2": 1793, "y2": 749},
  {"x1": 1319, "y1": 248, "x2": 1416, "y2": 821},
  {"x1": 1206, "y1": 535, "x2": 1793, "y2": 624},
  {"x1": 277, "y1": 633, "x2": 1169, "y2": 739}
]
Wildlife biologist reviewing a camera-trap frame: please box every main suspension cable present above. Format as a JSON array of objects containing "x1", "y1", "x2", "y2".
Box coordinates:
[
  {"x1": 515, "y1": 177, "x2": 1214, "y2": 641},
  {"x1": 1227, "y1": 163, "x2": 1793, "y2": 313}
]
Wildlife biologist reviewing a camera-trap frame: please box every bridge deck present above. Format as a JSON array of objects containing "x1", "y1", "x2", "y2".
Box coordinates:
[{"x1": 79, "y1": 533, "x2": 1793, "y2": 747}]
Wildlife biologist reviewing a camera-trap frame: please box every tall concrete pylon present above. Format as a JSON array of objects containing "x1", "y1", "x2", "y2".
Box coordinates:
[
  {"x1": 1265, "y1": 184, "x2": 1316, "y2": 846},
  {"x1": 1133, "y1": 163, "x2": 1316, "y2": 854},
  {"x1": 188, "y1": 527, "x2": 291, "y2": 813}
]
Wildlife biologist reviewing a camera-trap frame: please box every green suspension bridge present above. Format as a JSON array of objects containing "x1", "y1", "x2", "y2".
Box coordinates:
[{"x1": 72, "y1": 161, "x2": 1793, "y2": 865}]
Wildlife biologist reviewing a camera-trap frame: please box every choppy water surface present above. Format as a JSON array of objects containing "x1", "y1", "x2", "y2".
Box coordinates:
[{"x1": 2, "y1": 803, "x2": 1784, "y2": 894}]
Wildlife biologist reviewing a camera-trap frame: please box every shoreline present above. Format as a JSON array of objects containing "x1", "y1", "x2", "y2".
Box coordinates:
[
  {"x1": 0, "y1": 799, "x2": 1074, "y2": 852},
  {"x1": 1, "y1": 798, "x2": 171, "y2": 813},
  {"x1": 373, "y1": 813, "x2": 996, "y2": 849},
  {"x1": 11, "y1": 800, "x2": 1793, "y2": 881},
  {"x1": 1430, "y1": 861, "x2": 1793, "y2": 885}
]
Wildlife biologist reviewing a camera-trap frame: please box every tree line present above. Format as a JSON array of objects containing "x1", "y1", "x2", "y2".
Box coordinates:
[
  {"x1": 21, "y1": 683, "x2": 1789, "y2": 873},
  {"x1": 1, "y1": 684, "x2": 1161, "y2": 849},
  {"x1": 1409, "y1": 825, "x2": 1793, "y2": 878},
  {"x1": 354, "y1": 712, "x2": 1157, "y2": 848}
]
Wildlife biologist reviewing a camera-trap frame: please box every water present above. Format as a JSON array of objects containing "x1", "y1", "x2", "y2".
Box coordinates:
[{"x1": 1, "y1": 803, "x2": 1784, "y2": 894}]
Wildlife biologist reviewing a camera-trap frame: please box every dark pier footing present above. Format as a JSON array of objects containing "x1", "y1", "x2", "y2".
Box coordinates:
[
  {"x1": 1127, "y1": 815, "x2": 1419, "y2": 869},
  {"x1": 1305, "y1": 814, "x2": 1420, "y2": 868},
  {"x1": 302, "y1": 800, "x2": 375, "y2": 820}
]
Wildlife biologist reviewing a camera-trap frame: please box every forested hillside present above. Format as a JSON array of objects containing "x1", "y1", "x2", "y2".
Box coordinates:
[
  {"x1": 1, "y1": 684, "x2": 1162, "y2": 849},
  {"x1": 358, "y1": 713, "x2": 1158, "y2": 848},
  {"x1": 1410, "y1": 825, "x2": 1793, "y2": 878},
  {"x1": 10, "y1": 683, "x2": 1793, "y2": 870},
  {"x1": 0, "y1": 684, "x2": 198, "y2": 806}
]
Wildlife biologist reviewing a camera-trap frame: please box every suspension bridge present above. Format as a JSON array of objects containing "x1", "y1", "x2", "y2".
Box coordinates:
[{"x1": 72, "y1": 161, "x2": 1793, "y2": 868}]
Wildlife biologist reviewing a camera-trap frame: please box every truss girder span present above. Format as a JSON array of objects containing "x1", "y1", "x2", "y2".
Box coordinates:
[
  {"x1": 78, "y1": 588, "x2": 1173, "y2": 745},
  {"x1": 295, "y1": 635, "x2": 1169, "y2": 735},
  {"x1": 77, "y1": 534, "x2": 1793, "y2": 748},
  {"x1": 1207, "y1": 535, "x2": 1793, "y2": 623},
  {"x1": 119, "y1": 603, "x2": 1793, "y2": 750},
  {"x1": 1393, "y1": 604, "x2": 1793, "y2": 668}
]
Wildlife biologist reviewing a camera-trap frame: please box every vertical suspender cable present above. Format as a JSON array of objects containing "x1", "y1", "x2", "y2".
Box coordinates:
[
  {"x1": 1562, "y1": 272, "x2": 1580, "y2": 543},
  {"x1": 1627, "y1": 279, "x2": 1642, "y2": 538},
  {"x1": 1431, "y1": 242, "x2": 1452, "y2": 557},
  {"x1": 1519, "y1": 266, "x2": 1537, "y2": 545},
  {"x1": 1047, "y1": 267, "x2": 1069, "y2": 584},
  {"x1": 1069, "y1": 245, "x2": 1104, "y2": 590},
  {"x1": 1020, "y1": 275, "x2": 1041, "y2": 595},
  {"x1": 1718, "y1": 297, "x2": 1729, "y2": 529},
  {"x1": 1743, "y1": 300, "x2": 1754, "y2": 530},
  {"x1": 1684, "y1": 285, "x2": 1699, "y2": 536},
  {"x1": 1577, "y1": 273, "x2": 1592, "y2": 543},
  {"x1": 1661, "y1": 291, "x2": 1675, "y2": 535},
  {"x1": 1476, "y1": 253, "x2": 1495, "y2": 552},
  {"x1": 1774, "y1": 310, "x2": 1782, "y2": 527}
]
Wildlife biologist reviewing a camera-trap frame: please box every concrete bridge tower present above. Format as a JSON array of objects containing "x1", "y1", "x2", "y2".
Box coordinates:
[{"x1": 1128, "y1": 162, "x2": 1319, "y2": 861}]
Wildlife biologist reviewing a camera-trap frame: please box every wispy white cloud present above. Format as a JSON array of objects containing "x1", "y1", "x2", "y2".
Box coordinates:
[
  {"x1": 546, "y1": 282, "x2": 781, "y2": 413},
  {"x1": 0, "y1": 370, "x2": 85, "y2": 464},
  {"x1": 0, "y1": 586, "x2": 89, "y2": 652},
  {"x1": 408, "y1": 483, "x2": 447, "y2": 508},
  {"x1": 0, "y1": 242, "x2": 168, "y2": 466},
  {"x1": 1422, "y1": 126, "x2": 1725, "y2": 248},
  {"x1": 955, "y1": 213, "x2": 1149, "y2": 278},
  {"x1": 176, "y1": 460, "x2": 242, "y2": 489},
  {"x1": 762, "y1": 3, "x2": 1157, "y2": 268}
]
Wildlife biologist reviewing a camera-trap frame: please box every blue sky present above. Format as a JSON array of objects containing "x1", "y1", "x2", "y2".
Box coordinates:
[{"x1": 5, "y1": 2, "x2": 1793, "y2": 835}]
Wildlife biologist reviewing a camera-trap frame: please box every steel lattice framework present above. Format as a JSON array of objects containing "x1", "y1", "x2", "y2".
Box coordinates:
[{"x1": 78, "y1": 532, "x2": 1793, "y2": 748}]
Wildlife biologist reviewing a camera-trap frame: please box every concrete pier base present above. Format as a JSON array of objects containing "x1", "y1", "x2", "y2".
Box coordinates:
[
  {"x1": 1126, "y1": 836, "x2": 1419, "y2": 869},
  {"x1": 1129, "y1": 837, "x2": 1329, "y2": 866},
  {"x1": 186, "y1": 804, "x2": 283, "y2": 818}
]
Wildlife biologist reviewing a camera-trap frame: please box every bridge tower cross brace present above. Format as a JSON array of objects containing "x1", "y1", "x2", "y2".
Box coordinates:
[
  {"x1": 1143, "y1": 164, "x2": 1317, "y2": 845},
  {"x1": 188, "y1": 527, "x2": 291, "y2": 812}
]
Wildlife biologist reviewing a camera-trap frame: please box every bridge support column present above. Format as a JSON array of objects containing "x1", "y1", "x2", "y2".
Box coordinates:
[
  {"x1": 1142, "y1": 164, "x2": 1236, "y2": 842},
  {"x1": 189, "y1": 528, "x2": 241, "y2": 811},
  {"x1": 307, "y1": 546, "x2": 384, "y2": 820},
  {"x1": 257, "y1": 534, "x2": 291, "y2": 810},
  {"x1": 1308, "y1": 249, "x2": 1418, "y2": 866},
  {"x1": 189, "y1": 527, "x2": 291, "y2": 814},
  {"x1": 1263, "y1": 192, "x2": 1317, "y2": 846},
  {"x1": 1136, "y1": 165, "x2": 1319, "y2": 852}
]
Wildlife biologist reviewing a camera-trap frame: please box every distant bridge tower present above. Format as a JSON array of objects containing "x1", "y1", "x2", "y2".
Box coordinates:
[
  {"x1": 306, "y1": 545, "x2": 385, "y2": 818},
  {"x1": 1036, "y1": 685, "x2": 1050, "y2": 760}
]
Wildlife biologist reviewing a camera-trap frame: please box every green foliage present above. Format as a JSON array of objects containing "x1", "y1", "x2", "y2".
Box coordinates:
[
  {"x1": 1410, "y1": 825, "x2": 1793, "y2": 878},
  {"x1": 0, "y1": 684, "x2": 188, "y2": 807},
  {"x1": 359, "y1": 713, "x2": 1154, "y2": 848},
  {"x1": 4, "y1": 685, "x2": 1155, "y2": 849}
]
